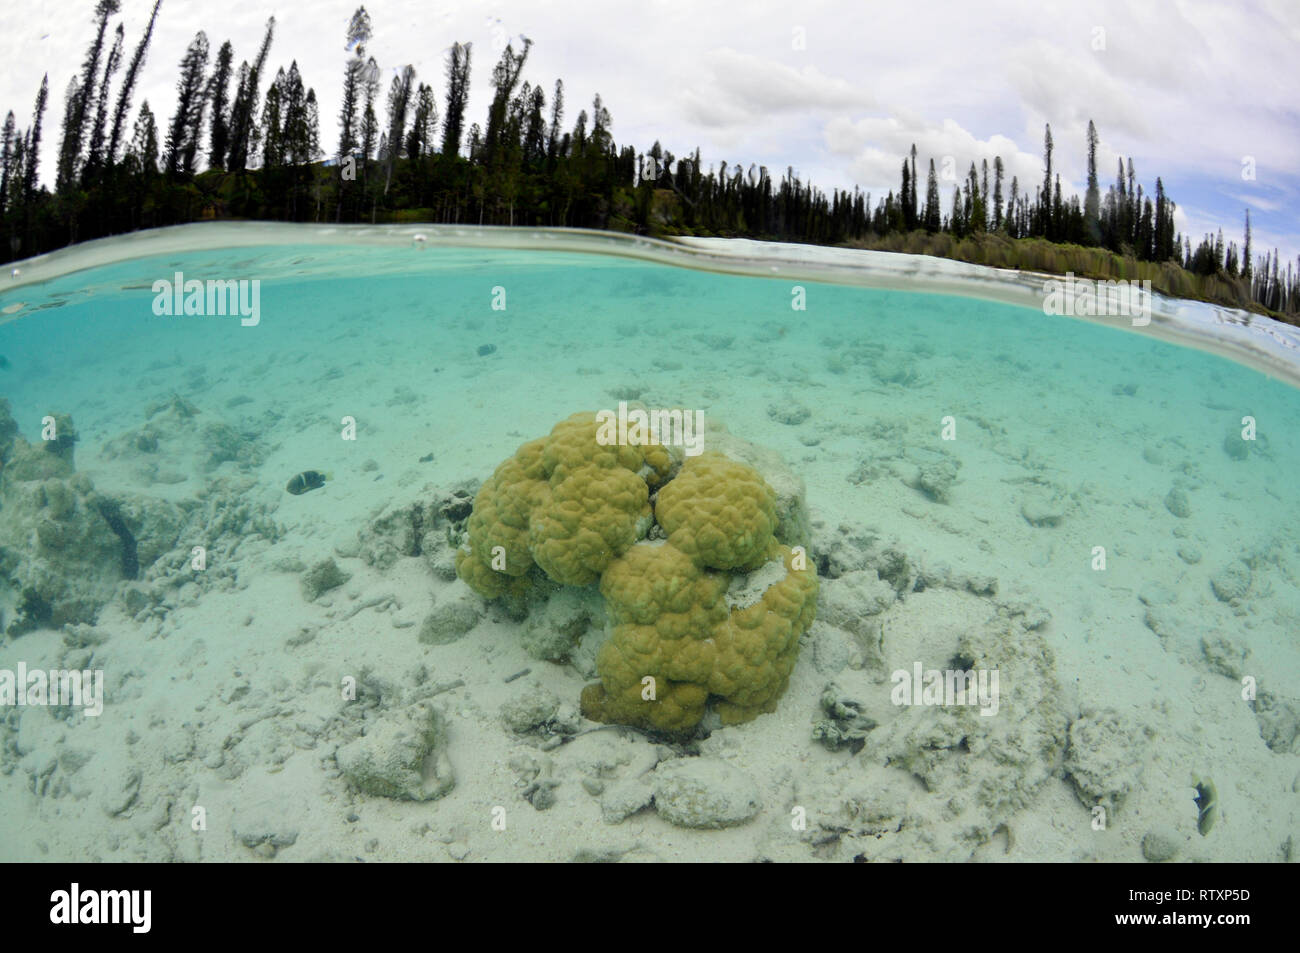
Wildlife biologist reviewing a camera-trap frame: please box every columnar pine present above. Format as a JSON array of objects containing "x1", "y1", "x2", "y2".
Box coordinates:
[
  {"x1": 207, "y1": 41, "x2": 233, "y2": 169},
  {"x1": 441, "y1": 42, "x2": 471, "y2": 157},
  {"x1": 108, "y1": 0, "x2": 161, "y2": 166},
  {"x1": 164, "y1": 32, "x2": 209, "y2": 176}
]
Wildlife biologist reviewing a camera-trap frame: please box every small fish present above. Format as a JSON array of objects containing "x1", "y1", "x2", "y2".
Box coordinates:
[
  {"x1": 0, "y1": 355, "x2": 9, "y2": 369},
  {"x1": 286, "y1": 470, "x2": 331, "y2": 495}
]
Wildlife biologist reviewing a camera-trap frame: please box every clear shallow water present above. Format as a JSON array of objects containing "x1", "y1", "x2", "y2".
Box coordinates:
[{"x1": 1, "y1": 227, "x2": 1297, "y2": 862}]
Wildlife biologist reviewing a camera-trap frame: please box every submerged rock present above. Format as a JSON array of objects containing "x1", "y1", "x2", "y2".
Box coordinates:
[
  {"x1": 1223, "y1": 431, "x2": 1249, "y2": 460},
  {"x1": 1142, "y1": 826, "x2": 1182, "y2": 862},
  {"x1": 767, "y1": 400, "x2": 811, "y2": 426},
  {"x1": 1252, "y1": 691, "x2": 1300, "y2": 754},
  {"x1": 100, "y1": 395, "x2": 263, "y2": 484},
  {"x1": 301, "y1": 558, "x2": 350, "y2": 601},
  {"x1": 356, "y1": 486, "x2": 476, "y2": 574},
  {"x1": 651, "y1": 758, "x2": 761, "y2": 829},
  {"x1": 519, "y1": 587, "x2": 602, "y2": 660},
  {"x1": 335, "y1": 702, "x2": 454, "y2": 801},
  {"x1": 1201, "y1": 634, "x2": 1250, "y2": 679},
  {"x1": 0, "y1": 469, "x2": 123, "y2": 634},
  {"x1": 600, "y1": 776, "x2": 655, "y2": 824},
  {"x1": 817, "y1": 570, "x2": 894, "y2": 668},
  {"x1": 898, "y1": 448, "x2": 960, "y2": 503},
  {"x1": 1064, "y1": 708, "x2": 1156, "y2": 816},
  {"x1": 418, "y1": 583, "x2": 483, "y2": 644},
  {"x1": 232, "y1": 801, "x2": 300, "y2": 858},
  {"x1": 1020, "y1": 492, "x2": 1066, "y2": 528},
  {"x1": 1, "y1": 400, "x2": 282, "y2": 633},
  {"x1": 500, "y1": 688, "x2": 561, "y2": 734},
  {"x1": 1164, "y1": 487, "x2": 1192, "y2": 519},
  {"x1": 812, "y1": 683, "x2": 877, "y2": 752},
  {"x1": 1210, "y1": 561, "x2": 1251, "y2": 605}
]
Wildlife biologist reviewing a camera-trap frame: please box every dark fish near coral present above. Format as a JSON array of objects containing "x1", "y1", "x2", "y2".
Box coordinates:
[{"x1": 286, "y1": 470, "x2": 330, "y2": 495}]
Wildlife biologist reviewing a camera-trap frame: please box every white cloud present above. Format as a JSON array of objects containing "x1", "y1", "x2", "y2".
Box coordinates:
[
  {"x1": 680, "y1": 48, "x2": 873, "y2": 128},
  {"x1": 826, "y1": 114, "x2": 1046, "y2": 202}
]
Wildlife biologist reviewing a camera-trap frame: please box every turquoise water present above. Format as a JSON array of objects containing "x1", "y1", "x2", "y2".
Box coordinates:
[{"x1": 0, "y1": 233, "x2": 1296, "y2": 861}]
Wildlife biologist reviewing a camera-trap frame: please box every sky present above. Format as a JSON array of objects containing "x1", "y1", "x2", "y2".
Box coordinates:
[{"x1": 2, "y1": 0, "x2": 1297, "y2": 265}]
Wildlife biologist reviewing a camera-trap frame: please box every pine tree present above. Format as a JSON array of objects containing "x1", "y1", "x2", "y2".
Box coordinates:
[
  {"x1": 1243, "y1": 209, "x2": 1253, "y2": 282},
  {"x1": 992, "y1": 156, "x2": 1004, "y2": 230},
  {"x1": 589, "y1": 93, "x2": 610, "y2": 155},
  {"x1": 441, "y1": 42, "x2": 472, "y2": 156},
  {"x1": 303, "y1": 89, "x2": 320, "y2": 162},
  {"x1": 1139, "y1": 198, "x2": 1154, "y2": 261},
  {"x1": 1126, "y1": 158, "x2": 1136, "y2": 245},
  {"x1": 966, "y1": 163, "x2": 984, "y2": 232},
  {"x1": 1153, "y1": 177, "x2": 1175, "y2": 261},
  {"x1": 338, "y1": 6, "x2": 371, "y2": 166},
  {"x1": 383, "y1": 64, "x2": 414, "y2": 194},
  {"x1": 522, "y1": 84, "x2": 546, "y2": 166},
  {"x1": 949, "y1": 182, "x2": 963, "y2": 237},
  {"x1": 923, "y1": 158, "x2": 940, "y2": 233},
  {"x1": 25, "y1": 75, "x2": 49, "y2": 204},
  {"x1": 405, "y1": 83, "x2": 436, "y2": 161},
  {"x1": 483, "y1": 38, "x2": 531, "y2": 166},
  {"x1": 128, "y1": 100, "x2": 158, "y2": 173},
  {"x1": 899, "y1": 158, "x2": 911, "y2": 230},
  {"x1": 16, "y1": 74, "x2": 50, "y2": 247},
  {"x1": 108, "y1": 0, "x2": 161, "y2": 166},
  {"x1": 260, "y1": 68, "x2": 285, "y2": 169},
  {"x1": 207, "y1": 41, "x2": 233, "y2": 169},
  {"x1": 57, "y1": 0, "x2": 121, "y2": 191},
  {"x1": 8, "y1": 136, "x2": 25, "y2": 221},
  {"x1": 164, "y1": 32, "x2": 209, "y2": 176},
  {"x1": 358, "y1": 57, "x2": 379, "y2": 171},
  {"x1": 571, "y1": 109, "x2": 587, "y2": 156},
  {"x1": 226, "y1": 17, "x2": 275, "y2": 171},
  {"x1": 1007, "y1": 176, "x2": 1019, "y2": 238},
  {"x1": 83, "y1": 22, "x2": 124, "y2": 181},
  {"x1": 980, "y1": 158, "x2": 989, "y2": 228},
  {"x1": 282, "y1": 64, "x2": 312, "y2": 164},
  {"x1": 1053, "y1": 174, "x2": 1063, "y2": 241},
  {"x1": 0, "y1": 112, "x2": 15, "y2": 216},
  {"x1": 909, "y1": 144, "x2": 918, "y2": 229},
  {"x1": 546, "y1": 78, "x2": 564, "y2": 163},
  {"x1": 1040, "y1": 123, "x2": 1053, "y2": 238},
  {"x1": 1113, "y1": 157, "x2": 1127, "y2": 248},
  {"x1": 1084, "y1": 119, "x2": 1100, "y2": 241}
]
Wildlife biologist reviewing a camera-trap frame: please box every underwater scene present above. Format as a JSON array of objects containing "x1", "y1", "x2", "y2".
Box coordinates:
[{"x1": 0, "y1": 224, "x2": 1297, "y2": 863}]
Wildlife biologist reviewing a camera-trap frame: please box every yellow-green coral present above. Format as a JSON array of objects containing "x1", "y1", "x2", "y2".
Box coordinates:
[
  {"x1": 530, "y1": 464, "x2": 649, "y2": 586},
  {"x1": 456, "y1": 413, "x2": 663, "y2": 592},
  {"x1": 457, "y1": 411, "x2": 818, "y2": 735},
  {"x1": 581, "y1": 541, "x2": 817, "y2": 733},
  {"x1": 655, "y1": 451, "x2": 778, "y2": 571}
]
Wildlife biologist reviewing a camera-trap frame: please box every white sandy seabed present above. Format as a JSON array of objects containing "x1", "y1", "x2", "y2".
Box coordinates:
[{"x1": 0, "y1": 224, "x2": 1297, "y2": 862}]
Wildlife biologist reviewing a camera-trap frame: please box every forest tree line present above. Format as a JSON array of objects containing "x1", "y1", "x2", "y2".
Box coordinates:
[{"x1": 1, "y1": 1, "x2": 1296, "y2": 321}]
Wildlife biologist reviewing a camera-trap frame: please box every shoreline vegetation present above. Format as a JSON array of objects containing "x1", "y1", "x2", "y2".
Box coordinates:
[{"x1": 2, "y1": 2, "x2": 1296, "y2": 324}]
